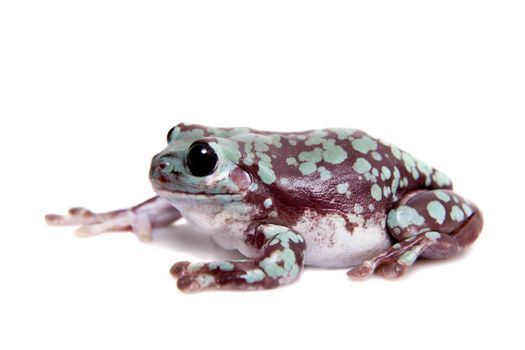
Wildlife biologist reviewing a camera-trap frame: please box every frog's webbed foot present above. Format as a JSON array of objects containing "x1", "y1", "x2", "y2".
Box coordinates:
[
  {"x1": 348, "y1": 189, "x2": 483, "y2": 280},
  {"x1": 45, "y1": 196, "x2": 181, "y2": 242},
  {"x1": 169, "y1": 225, "x2": 306, "y2": 292}
]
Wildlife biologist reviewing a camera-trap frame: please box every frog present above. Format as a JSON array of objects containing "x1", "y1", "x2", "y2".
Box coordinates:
[{"x1": 46, "y1": 123, "x2": 483, "y2": 292}]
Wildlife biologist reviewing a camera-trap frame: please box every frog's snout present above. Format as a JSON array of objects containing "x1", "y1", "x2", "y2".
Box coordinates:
[{"x1": 150, "y1": 153, "x2": 182, "y2": 185}]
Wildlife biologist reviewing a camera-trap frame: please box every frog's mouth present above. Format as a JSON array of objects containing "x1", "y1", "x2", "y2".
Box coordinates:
[{"x1": 153, "y1": 188, "x2": 245, "y2": 202}]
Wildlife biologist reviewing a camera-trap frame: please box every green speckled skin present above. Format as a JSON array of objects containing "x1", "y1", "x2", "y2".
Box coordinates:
[{"x1": 46, "y1": 123, "x2": 483, "y2": 292}]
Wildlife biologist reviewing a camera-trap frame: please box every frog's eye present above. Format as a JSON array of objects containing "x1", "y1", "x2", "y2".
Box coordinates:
[
  {"x1": 186, "y1": 142, "x2": 218, "y2": 177},
  {"x1": 167, "y1": 126, "x2": 177, "y2": 143}
]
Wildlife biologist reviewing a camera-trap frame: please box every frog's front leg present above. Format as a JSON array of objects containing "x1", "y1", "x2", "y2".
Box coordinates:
[
  {"x1": 45, "y1": 196, "x2": 182, "y2": 241},
  {"x1": 170, "y1": 224, "x2": 306, "y2": 292},
  {"x1": 348, "y1": 189, "x2": 483, "y2": 279}
]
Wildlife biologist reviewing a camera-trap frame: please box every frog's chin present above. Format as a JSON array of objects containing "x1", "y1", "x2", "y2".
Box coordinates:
[{"x1": 154, "y1": 188, "x2": 245, "y2": 203}]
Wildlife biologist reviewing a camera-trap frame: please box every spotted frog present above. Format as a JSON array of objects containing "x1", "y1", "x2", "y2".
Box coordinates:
[{"x1": 46, "y1": 123, "x2": 483, "y2": 292}]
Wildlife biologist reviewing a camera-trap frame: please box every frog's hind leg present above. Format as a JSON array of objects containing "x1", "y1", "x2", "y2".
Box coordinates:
[{"x1": 348, "y1": 189, "x2": 483, "y2": 280}]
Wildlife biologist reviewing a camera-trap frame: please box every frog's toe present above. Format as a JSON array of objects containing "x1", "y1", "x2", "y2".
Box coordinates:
[
  {"x1": 176, "y1": 275, "x2": 201, "y2": 292},
  {"x1": 176, "y1": 273, "x2": 218, "y2": 292},
  {"x1": 376, "y1": 261, "x2": 409, "y2": 279},
  {"x1": 68, "y1": 207, "x2": 94, "y2": 217},
  {"x1": 73, "y1": 217, "x2": 131, "y2": 237},
  {"x1": 170, "y1": 261, "x2": 191, "y2": 277},
  {"x1": 347, "y1": 262, "x2": 374, "y2": 280}
]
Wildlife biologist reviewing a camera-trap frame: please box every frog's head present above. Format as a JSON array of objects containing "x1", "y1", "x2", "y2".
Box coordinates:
[{"x1": 149, "y1": 124, "x2": 253, "y2": 203}]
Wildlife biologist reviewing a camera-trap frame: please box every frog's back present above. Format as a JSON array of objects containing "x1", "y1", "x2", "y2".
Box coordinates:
[{"x1": 234, "y1": 126, "x2": 452, "y2": 218}]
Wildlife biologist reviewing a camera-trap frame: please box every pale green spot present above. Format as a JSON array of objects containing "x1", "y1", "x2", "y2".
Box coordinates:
[
  {"x1": 262, "y1": 225, "x2": 290, "y2": 239},
  {"x1": 372, "y1": 168, "x2": 379, "y2": 177},
  {"x1": 188, "y1": 262, "x2": 205, "y2": 271},
  {"x1": 391, "y1": 145, "x2": 402, "y2": 159},
  {"x1": 179, "y1": 128, "x2": 205, "y2": 140},
  {"x1": 298, "y1": 148, "x2": 323, "y2": 163},
  {"x1": 391, "y1": 167, "x2": 401, "y2": 196},
  {"x1": 288, "y1": 139, "x2": 297, "y2": 146},
  {"x1": 208, "y1": 261, "x2": 234, "y2": 271},
  {"x1": 354, "y1": 203, "x2": 364, "y2": 214},
  {"x1": 241, "y1": 269, "x2": 266, "y2": 283},
  {"x1": 371, "y1": 152, "x2": 383, "y2": 161},
  {"x1": 318, "y1": 166, "x2": 332, "y2": 181},
  {"x1": 337, "y1": 182, "x2": 350, "y2": 194},
  {"x1": 249, "y1": 182, "x2": 258, "y2": 192},
  {"x1": 364, "y1": 172, "x2": 377, "y2": 183},
  {"x1": 217, "y1": 139, "x2": 242, "y2": 163},
  {"x1": 299, "y1": 162, "x2": 317, "y2": 175},
  {"x1": 425, "y1": 231, "x2": 441, "y2": 240},
  {"x1": 196, "y1": 274, "x2": 215, "y2": 287},
  {"x1": 462, "y1": 203, "x2": 473, "y2": 216},
  {"x1": 399, "y1": 250, "x2": 418, "y2": 266},
  {"x1": 322, "y1": 145, "x2": 348, "y2": 164},
  {"x1": 383, "y1": 186, "x2": 391, "y2": 197},
  {"x1": 304, "y1": 131, "x2": 328, "y2": 146},
  {"x1": 207, "y1": 127, "x2": 250, "y2": 138},
  {"x1": 256, "y1": 152, "x2": 271, "y2": 163},
  {"x1": 258, "y1": 162, "x2": 276, "y2": 184},
  {"x1": 353, "y1": 158, "x2": 372, "y2": 174},
  {"x1": 263, "y1": 198, "x2": 273, "y2": 208},
  {"x1": 387, "y1": 206, "x2": 425, "y2": 229},
  {"x1": 258, "y1": 248, "x2": 297, "y2": 278},
  {"x1": 254, "y1": 141, "x2": 269, "y2": 152},
  {"x1": 371, "y1": 184, "x2": 382, "y2": 201},
  {"x1": 328, "y1": 128, "x2": 356, "y2": 140},
  {"x1": 435, "y1": 191, "x2": 450, "y2": 202},
  {"x1": 286, "y1": 157, "x2": 297, "y2": 166},
  {"x1": 450, "y1": 205, "x2": 465, "y2": 222},
  {"x1": 381, "y1": 166, "x2": 391, "y2": 180},
  {"x1": 417, "y1": 160, "x2": 433, "y2": 186},
  {"x1": 352, "y1": 136, "x2": 378, "y2": 154},
  {"x1": 433, "y1": 171, "x2": 452, "y2": 187},
  {"x1": 427, "y1": 201, "x2": 446, "y2": 224}
]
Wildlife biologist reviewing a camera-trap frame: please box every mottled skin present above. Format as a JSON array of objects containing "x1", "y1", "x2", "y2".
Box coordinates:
[{"x1": 46, "y1": 123, "x2": 483, "y2": 292}]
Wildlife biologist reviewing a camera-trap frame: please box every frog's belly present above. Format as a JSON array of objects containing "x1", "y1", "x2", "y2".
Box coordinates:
[{"x1": 292, "y1": 211, "x2": 392, "y2": 268}]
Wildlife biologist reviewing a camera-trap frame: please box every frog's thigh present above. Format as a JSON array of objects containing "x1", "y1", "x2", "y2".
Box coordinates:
[
  {"x1": 388, "y1": 189, "x2": 483, "y2": 259},
  {"x1": 348, "y1": 190, "x2": 482, "y2": 279}
]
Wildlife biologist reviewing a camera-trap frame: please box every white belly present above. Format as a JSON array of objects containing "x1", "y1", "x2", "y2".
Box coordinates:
[
  {"x1": 171, "y1": 197, "x2": 391, "y2": 268},
  {"x1": 293, "y1": 210, "x2": 392, "y2": 268}
]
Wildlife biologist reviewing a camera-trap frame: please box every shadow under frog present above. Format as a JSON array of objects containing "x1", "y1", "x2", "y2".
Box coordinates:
[{"x1": 46, "y1": 123, "x2": 483, "y2": 292}]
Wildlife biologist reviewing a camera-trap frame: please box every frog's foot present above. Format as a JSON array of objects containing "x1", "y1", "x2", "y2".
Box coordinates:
[
  {"x1": 347, "y1": 233, "x2": 437, "y2": 280},
  {"x1": 349, "y1": 189, "x2": 483, "y2": 280},
  {"x1": 45, "y1": 196, "x2": 181, "y2": 242},
  {"x1": 169, "y1": 224, "x2": 306, "y2": 292},
  {"x1": 375, "y1": 261, "x2": 409, "y2": 279}
]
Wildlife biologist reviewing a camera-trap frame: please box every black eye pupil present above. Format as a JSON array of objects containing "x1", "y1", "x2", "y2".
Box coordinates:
[{"x1": 186, "y1": 143, "x2": 218, "y2": 177}]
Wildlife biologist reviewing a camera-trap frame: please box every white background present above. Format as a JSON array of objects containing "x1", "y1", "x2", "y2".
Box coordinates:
[{"x1": 1, "y1": 1, "x2": 524, "y2": 349}]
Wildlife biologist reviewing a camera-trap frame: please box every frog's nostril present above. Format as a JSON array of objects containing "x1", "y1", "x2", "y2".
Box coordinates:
[{"x1": 157, "y1": 157, "x2": 177, "y2": 174}]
